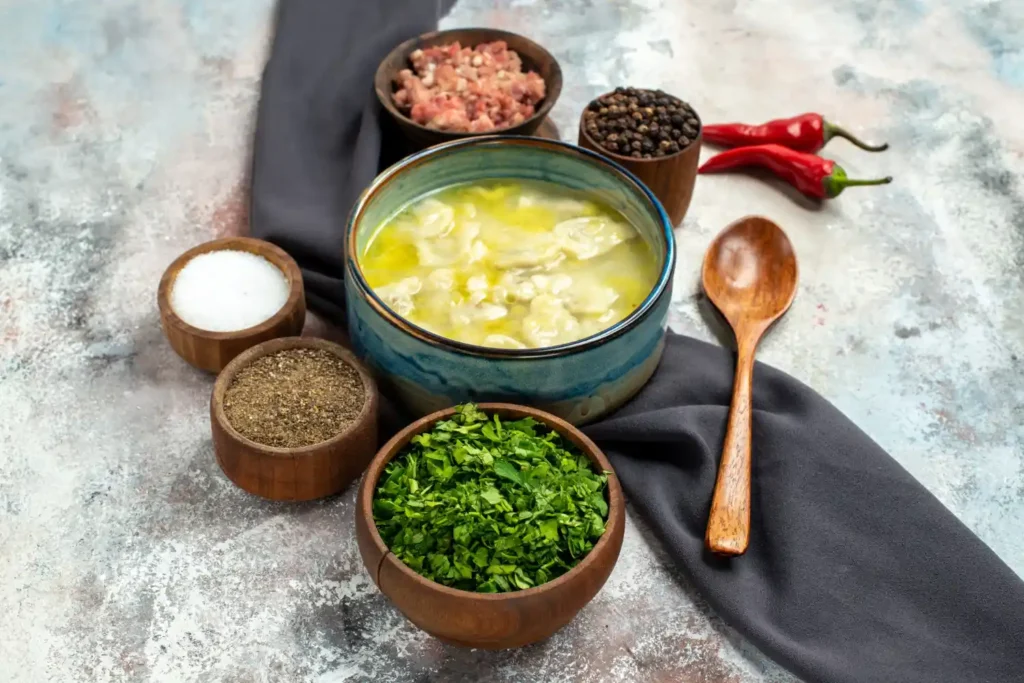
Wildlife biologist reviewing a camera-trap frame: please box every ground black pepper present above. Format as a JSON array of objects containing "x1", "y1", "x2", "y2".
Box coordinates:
[
  {"x1": 583, "y1": 87, "x2": 700, "y2": 160},
  {"x1": 224, "y1": 348, "x2": 365, "y2": 448}
]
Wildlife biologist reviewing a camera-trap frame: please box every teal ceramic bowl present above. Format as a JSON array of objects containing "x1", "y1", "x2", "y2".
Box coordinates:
[{"x1": 344, "y1": 136, "x2": 675, "y2": 425}]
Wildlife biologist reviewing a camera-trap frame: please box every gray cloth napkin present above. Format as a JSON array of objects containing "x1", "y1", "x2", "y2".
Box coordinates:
[{"x1": 250, "y1": 2, "x2": 1024, "y2": 681}]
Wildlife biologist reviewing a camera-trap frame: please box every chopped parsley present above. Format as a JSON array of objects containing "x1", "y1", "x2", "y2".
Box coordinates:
[{"x1": 373, "y1": 404, "x2": 609, "y2": 593}]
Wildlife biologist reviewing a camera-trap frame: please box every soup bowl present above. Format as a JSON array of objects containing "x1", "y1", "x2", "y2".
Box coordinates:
[{"x1": 345, "y1": 136, "x2": 675, "y2": 425}]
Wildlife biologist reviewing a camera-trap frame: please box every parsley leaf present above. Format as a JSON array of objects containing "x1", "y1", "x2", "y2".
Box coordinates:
[{"x1": 373, "y1": 404, "x2": 609, "y2": 593}]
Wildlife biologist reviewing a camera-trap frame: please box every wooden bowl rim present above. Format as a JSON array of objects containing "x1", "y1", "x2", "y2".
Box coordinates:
[
  {"x1": 374, "y1": 27, "x2": 564, "y2": 139},
  {"x1": 157, "y1": 236, "x2": 304, "y2": 342},
  {"x1": 359, "y1": 402, "x2": 626, "y2": 602},
  {"x1": 211, "y1": 336, "x2": 379, "y2": 457},
  {"x1": 578, "y1": 88, "x2": 702, "y2": 163}
]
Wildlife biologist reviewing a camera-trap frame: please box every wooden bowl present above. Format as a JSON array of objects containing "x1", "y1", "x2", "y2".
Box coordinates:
[
  {"x1": 375, "y1": 28, "x2": 563, "y2": 151},
  {"x1": 210, "y1": 337, "x2": 379, "y2": 501},
  {"x1": 578, "y1": 91, "x2": 702, "y2": 227},
  {"x1": 157, "y1": 237, "x2": 306, "y2": 373},
  {"x1": 355, "y1": 403, "x2": 625, "y2": 649}
]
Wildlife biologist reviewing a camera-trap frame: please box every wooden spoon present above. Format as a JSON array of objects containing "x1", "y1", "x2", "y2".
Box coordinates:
[{"x1": 701, "y1": 216, "x2": 799, "y2": 556}]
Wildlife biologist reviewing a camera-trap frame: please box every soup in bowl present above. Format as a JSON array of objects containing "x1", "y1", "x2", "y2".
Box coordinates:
[{"x1": 345, "y1": 137, "x2": 675, "y2": 424}]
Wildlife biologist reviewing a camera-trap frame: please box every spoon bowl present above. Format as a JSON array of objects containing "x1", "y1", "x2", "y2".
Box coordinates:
[
  {"x1": 702, "y1": 216, "x2": 798, "y2": 329},
  {"x1": 701, "y1": 216, "x2": 798, "y2": 556}
]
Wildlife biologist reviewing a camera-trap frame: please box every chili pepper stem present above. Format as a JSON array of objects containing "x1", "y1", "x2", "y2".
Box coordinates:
[
  {"x1": 823, "y1": 121, "x2": 889, "y2": 152},
  {"x1": 823, "y1": 167, "x2": 893, "y2": 198},
  {"x1": 841, "y1": 177, "x2": 893, "y2": 187}
]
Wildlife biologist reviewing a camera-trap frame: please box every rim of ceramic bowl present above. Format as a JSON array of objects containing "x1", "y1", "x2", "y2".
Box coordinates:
[{"x1": 345, "y1": 135, "x2": 676, "y2": 360}]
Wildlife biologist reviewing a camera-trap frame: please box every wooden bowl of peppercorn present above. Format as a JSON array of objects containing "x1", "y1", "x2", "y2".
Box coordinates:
[
  {"x1": 578, "y1": 87, "x2": 702, "y2": 227},
  {"x1": 210, "y1": 336, "x2": 379, "y2": 501},
  {"x1": 355, "y1": 403, "x2": 626, "y2": 649}
]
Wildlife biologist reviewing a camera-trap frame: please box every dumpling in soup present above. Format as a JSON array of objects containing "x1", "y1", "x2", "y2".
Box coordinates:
[{"x1": 360, "y1": 179, "x2": 659, "y2": 349}]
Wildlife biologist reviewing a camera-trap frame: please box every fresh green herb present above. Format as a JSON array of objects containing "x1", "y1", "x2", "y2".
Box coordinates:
[{"x1": 372, "y1": 404, "x2": 609, "y2": 593}]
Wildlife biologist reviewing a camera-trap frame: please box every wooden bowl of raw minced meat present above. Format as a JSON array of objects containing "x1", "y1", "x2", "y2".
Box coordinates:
[{"x1": 375, "y1": 28, "x2": 563, "y2": 150}]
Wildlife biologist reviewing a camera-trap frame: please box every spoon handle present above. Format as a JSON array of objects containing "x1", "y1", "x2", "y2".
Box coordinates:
[{"x1": 705, "y1": 339, "x2": 756, "y2": 556}]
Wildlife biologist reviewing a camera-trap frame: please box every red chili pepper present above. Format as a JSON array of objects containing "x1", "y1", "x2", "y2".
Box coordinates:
[
  {"x1": 698, "y1": 144, "x2": 892, "y2": 199},
  {"x1": 702, "y1": 113, "x2": 888, "y2": 153}
]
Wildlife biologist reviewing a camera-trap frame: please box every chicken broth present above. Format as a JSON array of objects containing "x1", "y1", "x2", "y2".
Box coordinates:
[{"x1": 360, "y1": 180, "x2": 660, "y2": 349}]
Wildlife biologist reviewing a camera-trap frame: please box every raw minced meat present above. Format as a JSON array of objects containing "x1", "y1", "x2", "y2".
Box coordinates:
[{"x1": 392, "y1": 41, "x2": 546, "y2": 133}]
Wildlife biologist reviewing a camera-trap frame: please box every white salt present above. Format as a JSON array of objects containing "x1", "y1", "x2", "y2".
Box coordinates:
[{"x1": 170, "y1": 250, "x2": 290, "y2": 332}]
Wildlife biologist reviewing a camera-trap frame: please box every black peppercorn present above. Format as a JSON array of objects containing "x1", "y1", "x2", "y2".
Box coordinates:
[{"x1": 585, "y1": 88, "x2": 698, "y2": 159}]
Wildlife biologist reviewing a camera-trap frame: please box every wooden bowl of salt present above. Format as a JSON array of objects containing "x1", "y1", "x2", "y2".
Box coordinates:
[
  {"x1": 157, "y1": 237, "x2": 305, "y2": 373},
  {"x1": 210, "y1": 337, "x2": 379, "y2": 501}
]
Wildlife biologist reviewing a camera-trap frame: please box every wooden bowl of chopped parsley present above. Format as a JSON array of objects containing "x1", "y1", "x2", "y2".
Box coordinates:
[{"x1": 355, "y1": 403, "x2": 625, "y2": 649}]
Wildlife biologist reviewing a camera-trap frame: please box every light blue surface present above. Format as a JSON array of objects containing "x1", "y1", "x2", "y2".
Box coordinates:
[
  {"x1": 345, "y1": 137, "x2": 674, "y2": 424},
  {"x1": 1, "y1": 0, "x2": 1022, "y2": 681}
]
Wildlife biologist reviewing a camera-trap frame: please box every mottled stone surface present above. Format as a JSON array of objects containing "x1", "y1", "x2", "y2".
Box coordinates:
[{"x1": 1, "y1": 0, "x2": 1022, "y2": 681}]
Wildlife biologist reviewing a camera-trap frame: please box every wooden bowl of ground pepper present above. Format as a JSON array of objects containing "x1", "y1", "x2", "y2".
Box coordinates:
[
  {"x1": 578, "y1": 87, "x2": 702, "y2": 227},
  {"x1": 210, "y1": 337, "x2": 379, "y2": 501}
]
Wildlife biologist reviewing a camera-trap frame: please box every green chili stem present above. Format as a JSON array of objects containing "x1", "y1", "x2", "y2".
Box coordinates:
[
  {"x1": 824, "y1": 168, "x2": 893, "y2": 198},
  {"x1": 839, "y1": 176, "x2": 894, "y2": 188},
  {"x1": 824, "y1": 121, "x2": 889, "y2": 152}
]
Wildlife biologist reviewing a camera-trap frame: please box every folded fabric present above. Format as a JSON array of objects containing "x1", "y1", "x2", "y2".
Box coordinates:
[{"x1": 249, "y1": 2, "x2": 1024, "y2": 681}]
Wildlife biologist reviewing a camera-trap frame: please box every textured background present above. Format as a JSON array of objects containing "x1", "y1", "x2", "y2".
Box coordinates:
[{"x1": 1, "y1": 0, "x2": 1022, "y2": 681}]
